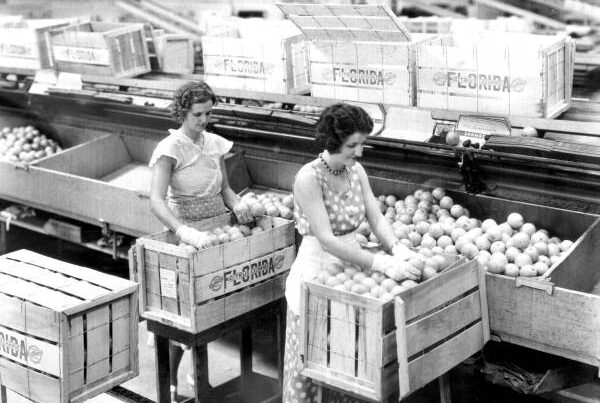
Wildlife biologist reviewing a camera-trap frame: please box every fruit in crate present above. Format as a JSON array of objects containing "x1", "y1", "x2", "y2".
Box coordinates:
[
  {"x1": 240, "y1": 191, "x2": 294, "y2": 219},
  {"x1": 314, "y1": 248, "x2": 457, "y2": 301},
  {"x1": 179, "y1": 222, "x2": 264, "y2": 250},
  {"x1": 357, "y1": 186, "x2": 573, "y2": 278},
  {"x1": 0, "y1": 125, "x2": 62, "y2": 163}
]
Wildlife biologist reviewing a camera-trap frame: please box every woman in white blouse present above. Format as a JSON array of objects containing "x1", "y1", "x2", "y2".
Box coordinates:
[{"x1": 149, "y1": 81, "x2": 252, "y2": 401}]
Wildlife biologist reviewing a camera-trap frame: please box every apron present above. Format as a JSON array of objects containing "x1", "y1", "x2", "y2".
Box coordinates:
[{"x1": 167, "y1": 151, "x2": 227, "y2": 222}]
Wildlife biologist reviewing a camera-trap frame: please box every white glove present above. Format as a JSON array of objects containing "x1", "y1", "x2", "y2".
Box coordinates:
[
  {"x1": 391, "y1": 242, "x2": 418, "y2": 261},
  {"x1": 371, "y1": 254, "x2": 421, "y2": 282},
  {"x1": 176, "y1": 225, "x2": 212, "y2": 249}
]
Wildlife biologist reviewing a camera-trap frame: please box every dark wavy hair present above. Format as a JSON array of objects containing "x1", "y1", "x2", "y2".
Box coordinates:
[
  {"x1": 171, "y1": 81, "x2": 217, "y2": 124},
  {"x1": 315, "y1": 103, "x2": 373, "y2": 153}
]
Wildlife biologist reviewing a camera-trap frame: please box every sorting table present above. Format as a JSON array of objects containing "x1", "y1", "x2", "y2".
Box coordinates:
[{"x1": 147, "y1": 299, "x2": 286, "y2": 403}]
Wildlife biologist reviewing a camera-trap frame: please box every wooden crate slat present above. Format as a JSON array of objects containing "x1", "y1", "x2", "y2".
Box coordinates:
[
  {"x1": 223, "y1": 272, "x2": 286, "y2": 322},
  {"x1": 86, "y1": 358, "x2": 110, "y2": 385},
  {"x1": 328, "y1": 300, "x2": 356, "y2": 376},
  {"x1": 407, "y1": 321, "x2": 485, "y2": 393},
  {"x1": 193, "y1": 246, "x2": 294, "y2": 304},
  {"x1": 112, "y1": 316, "x2": 131, "y2": 356},
  {"x1": 402, "y1": 260, "x2": 478, "y2": 321},
  {"x1": 4, "y1": 249, "x2": 134, "y2": 291},
  {"x1": 363, "y1": 306, "x2": 383, "y2": 397},
  {"x1": 0, "y1": 293, "x2": 60, "y2": 342},
  {"x1": 86, "y1": 323, "x2": 110, "y2": 366},
  {"x1": 0, "y1": 358, "x2": 61, "y2": 403},
  {"x1": 487, "y1": 274, "x2": 600, "y2": 367},
  {"x1": 0, "y1": 273, "x2": 82, "y2": 311},
  {"x1": 406, "y1": 290, "x2": 482, "y2": 357},
  {"x1": 305, "y1": 295, "x2": 328, "y2": 368},
  {"x1": 0, "y1": 324, "x2": 61, "y2": 377}
]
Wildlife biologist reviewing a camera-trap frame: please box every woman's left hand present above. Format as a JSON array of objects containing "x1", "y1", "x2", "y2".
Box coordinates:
[{"x1": 233, "y1": 202, "x2": 254, "y2": 224}]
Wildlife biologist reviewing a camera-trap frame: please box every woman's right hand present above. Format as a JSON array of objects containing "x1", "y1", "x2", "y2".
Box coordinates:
[
  {"x1": 371, "y1": 253, "x2": 421, "y2": 282},
  {"x1": 176, "y1": 225, "x2": 212, "y2": 249}
]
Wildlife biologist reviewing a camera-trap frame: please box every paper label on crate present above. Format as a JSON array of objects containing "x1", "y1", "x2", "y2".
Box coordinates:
[
  {"x1": 431, "y1": 70, "x2": 527, "y2": 94},
  {"x1": 311, "y1": 64, "x2": 397, "y2": 89},
  {"x1": 53, "y1": 45, "x2": 110, "y2": 65},
  {"x1": 208, "y1": 56, "x2": 276, "y2": 78},
  {"x1": 0, "y1": 325, "x2": 60, "y2": 376},
  {"x1": 159, "y1": 268, "x2": 177, "y2": 299},
  {"x1": 0, "y1": 41, "x2": 37, "y2": 59},
  {"x1": 201, "y1": 248, "x2": 293, "y2": 300}
]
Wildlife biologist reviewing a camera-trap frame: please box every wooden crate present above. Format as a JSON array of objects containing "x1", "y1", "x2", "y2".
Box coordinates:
[
  {"x1": 299, "y1": 258, "x2": 489, "y2": 401},
  {"x1": 0, "y1": 249, "x2": 139, "y2": 403},
  {"x1": 278, "y1": 4, "x2": 445, "y2": 106},
  {"x1": 364, "y1": 177, "x2": 600, "y2": 371},
  {"x1": 416, "y1": 31, "x2": 575, "y2": 118},
  {"x1": 133, "y1": 213, "x2": 295, "y2": 334},
  {"x1": 0, "y1": 18, "x2": 71, "y2": 73},
  {"x1": 49, "y1": 22, "x2": 150, "y2": 78},
  {"x1": 202, "y1": 25, "x2": 309, "y2": 94},
  {"x1": 153, "y1": 32, "x2": 194, "y2": 75}
]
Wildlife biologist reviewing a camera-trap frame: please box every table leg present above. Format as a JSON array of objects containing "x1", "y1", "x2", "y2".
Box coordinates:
[
  {"x1": 439, "y1": 373, "x2": 452, "y2": 403},
  {"x1": 277, "y1": 303, "x2": 286, "y2": 383},
  {"x1": 191, "y1": 343, "x2": 210, "y2": 402},
  {"x1": 240, "y1": 326, "x2": 253, "y2": 398},
  {"x1": 0, "y1": 221, "x2": 7, "y2": 255},
  {"x1": 154, "y1": 333, "x2": 171, "y2": 403}
]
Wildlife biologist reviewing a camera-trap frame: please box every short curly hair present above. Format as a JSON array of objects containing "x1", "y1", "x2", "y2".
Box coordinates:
[
  {"x1": 171, "y1": 81, "x2": 217, "y2": 124},
  {"x1": 315, "y1": 103, "x2": 373, "y2": 153}
]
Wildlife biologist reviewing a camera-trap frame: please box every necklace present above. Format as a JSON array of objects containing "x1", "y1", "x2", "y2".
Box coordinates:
[{"x1": 319, "y1": 153, "x2": 346, "y2": 176}]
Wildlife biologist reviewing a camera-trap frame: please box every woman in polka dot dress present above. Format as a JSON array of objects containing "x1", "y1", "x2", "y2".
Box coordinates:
[{"x1": 283, "y1": 104, "x2": 421, "y2": 402}]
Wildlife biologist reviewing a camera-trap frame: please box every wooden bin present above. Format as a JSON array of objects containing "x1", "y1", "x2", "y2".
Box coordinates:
[
  {"x1": 50, "y1": 22, "x2": 150, "y2": 78},
  {"x1": 0, "y1": 249, "x2": 139, "y2": 403},
  {"x1": 133, "y1": 213, "x2": 295, "y2": 334},
  {"x1": 364, "y1": 177, "x2": 600, "y2": 372},
  {"x1": 299, "y1": 258, "x2": 489, "y2": 401},
  {"x1": 416, "y1": 31, "x2": 575, "y2": 118},
  {"x1": 202, "y1": 25, "x2": 309, "y2": 94},
  {"x1": 0, "y1": 18, "x2": 71, "y2": 73},
  {"x1": 278, "y1": 4, "x2": 446, "y2": 106}
]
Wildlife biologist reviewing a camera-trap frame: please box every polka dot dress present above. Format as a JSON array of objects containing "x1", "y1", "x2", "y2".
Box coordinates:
[
  {"x1": 284, "y1": 161, "x2": 368, "y2": 402},
  {"x1": 295, "y1": 162, "x2": 366, "y2": 237}
]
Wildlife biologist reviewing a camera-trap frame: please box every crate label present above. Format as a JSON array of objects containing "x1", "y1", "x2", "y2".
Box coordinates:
[
  {"x1": 0, "y1": 41, "x2": 37, "y2": 59},
  {"x1": 53, "y1": 45, "x2": 110, "y2": 65},
  {"x1": 159, "y1": 269, "x2": 177, "y2": 299},
  {"x1": 0, "y1": 325, "x2": 59, "y2": 376},
  {"x1": 197, "y1": 247, "x2": 293, "y2": 301},
  {"x1": 209, "y1": 56, "x2": 276, "y2": 78},
  {"x1": 431, "y1": 71, "x2": 526, "y2": 93},
  {"x1": 312, "y1": 64, "x2": 397, "y2": 89}
]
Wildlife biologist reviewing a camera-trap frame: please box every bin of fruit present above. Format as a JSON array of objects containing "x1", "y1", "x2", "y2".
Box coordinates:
[
  {"x1": 0, "y1": 125, "x2": 62, "y2": 163},
  {"x1": 133, "y1": 212, "x2": 295, "y2": 333},
  {"x1": 361, "y1": 181, "x2": 600, "y2": 370}
]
